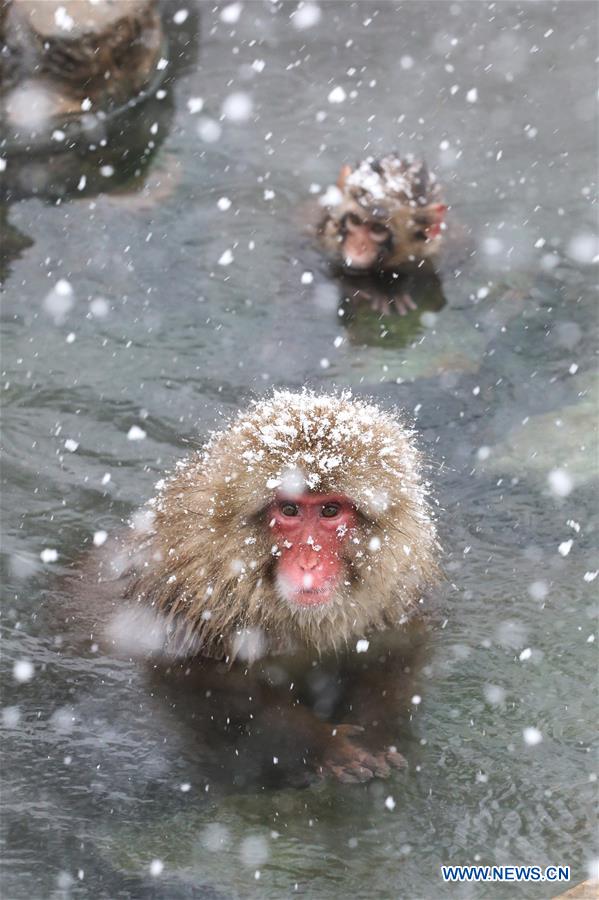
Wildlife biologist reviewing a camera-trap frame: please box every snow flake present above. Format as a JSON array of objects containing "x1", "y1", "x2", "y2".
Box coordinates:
[
  {"x1": 482, "y1": 237, "x2": 503, "y2": 256},
  {"x1": 13, "y1": 660, "x2": 34, "y2": 683},
  {"x1": 149, "y1": 860, "x2": 164, "y2": 877},
  {"x1": 220, "y1": 2, "x2": 242, "y2": 23},
  {"x1": 328, "y1": 86, "x2": 347, "y2": 104},
  {"x1": 187, "y1": 97, "x2": 204, "y2": 114},
  {"x1": 222, "y1": 92, "x2": 253, "y2": 122},
  {"x1": 484, "y1": 684, "x2": 506, "y2": 705},
  {"x1": 528, "y1": 581, "x2": 548, "y2": 601},
  {"x1": 90, "y1": 297, "x2": 109, "y2": 318},
  {"x1": 240, "y1": 835, "x2": 269, "y2": 866},
  {"x1": 131, "y1": 510, "x2": 155, "y2": 535},
  {"x1": 547, "y1": 468, "x2": 573, "y2": 498},
  {"x1": 218, "y1": 249, "x2": 234, "y2": 266},
  {"x1": 292, "y1": 3, "x2": 321, "y2": 30},
  {"x1": 197, "y1": 118, "x2": 222, "y2": 142},
  {"x1": 566, "y1": 233, "x2": 599, "y2": 265},
  {"x1": 2, "y1": 707, "x2": 20, "y2": 728},
  {"x1": 523, "y1": 727, "x2": 542, "y2": 746},
  {"x1": 93, "y1": 531, "x2": 108, "y2": 547},
  {"x1": 40, "y1": 548, "x2": 58, "y2": 563},
  {"x1": 43, "y1": 279, "x2": 74, "y2": 323},
  {"x1": 54, "y1": 6, "x2": 74, "y2": 30},
  {"x1": 319, "y1": 185, "x2": 343, "y2": 207},
  {"x1": 127, "y1": 426, "x2": 147, "y2": 441}
]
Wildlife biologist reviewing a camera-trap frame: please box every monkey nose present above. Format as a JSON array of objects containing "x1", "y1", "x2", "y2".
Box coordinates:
[{"x1": 299, "y1": 554, "x2": 320, "y2": 572}]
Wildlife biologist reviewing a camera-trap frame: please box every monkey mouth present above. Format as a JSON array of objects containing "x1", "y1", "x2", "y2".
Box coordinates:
[
  {"x1": 341, "y1": 257, "x2": 388, "y2": 277},
  {"x1": 292, "y1": 587, "x2": 332, "y2": 607},
  {"x1": 342, "y1": 256, "x2": 377, "y2": 273},
  {"x1": 276, "y1": 573, "x2": 335, "y2": 608}
]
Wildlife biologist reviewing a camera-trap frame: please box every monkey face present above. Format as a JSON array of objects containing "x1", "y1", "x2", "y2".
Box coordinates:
[
  {"x1": 268, "y1": 492, "x2": 358, "y2": 608},
  {"x1": 333, "y1": 202, "x2": 447, "y2": 273},
  {"x1": 339, "y1": 211, "x2": 392, "y2": 271},
  {"x1": 319, "y1": 156, "x2": 447, "y2": 274}
]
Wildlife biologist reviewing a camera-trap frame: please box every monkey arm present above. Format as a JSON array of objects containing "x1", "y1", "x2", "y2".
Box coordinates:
[{"x1": 150, "y1": 655, "x2": 407, "y2": 785}]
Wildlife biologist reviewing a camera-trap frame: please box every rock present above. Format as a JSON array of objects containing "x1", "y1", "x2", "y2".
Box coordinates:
[{"x1": 487, "y1": 378, "x2": 598, "y2": 489}]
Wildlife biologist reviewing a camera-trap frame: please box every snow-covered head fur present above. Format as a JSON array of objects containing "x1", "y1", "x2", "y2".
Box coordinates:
[{"x1": 121, "y1": 390, "x2": 439, "y2": 662}]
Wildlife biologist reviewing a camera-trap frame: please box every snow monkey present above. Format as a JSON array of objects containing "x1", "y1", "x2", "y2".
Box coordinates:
[
  {"x1": 318, "y1": 154, "x2": 448, "y2": 314},
  {"x1": 71, "y1": 391, "x2": 439, "y2": 784}
]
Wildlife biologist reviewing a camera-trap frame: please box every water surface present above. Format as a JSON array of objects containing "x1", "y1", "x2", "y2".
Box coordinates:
[{"x1": 1, "y1": 2, "x2": 597, "y2": 898}]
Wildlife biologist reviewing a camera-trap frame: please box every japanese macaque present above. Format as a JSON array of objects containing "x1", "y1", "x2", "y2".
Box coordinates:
[
  {"x1": 318, "y1": 154, "x2": 447, "y2": 314},
  {"x1": 70, "y1": 391, "x2": 439, "y2": 784}
]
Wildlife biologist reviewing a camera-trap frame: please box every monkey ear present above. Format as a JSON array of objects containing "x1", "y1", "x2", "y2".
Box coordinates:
[
  {"x1": 337, "y1": 164, "x2": 352, "y2": 190},
  {"x1": 425, "y1": 203, "x2": 447, "y2": 238}
]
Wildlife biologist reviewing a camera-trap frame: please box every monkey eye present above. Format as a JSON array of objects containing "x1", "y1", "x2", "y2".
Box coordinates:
[
  {"x1": 321, "y1": 503, "x2": 341, "y2": 518},
  {"x1": 345, "y1": 212, "x2": 362, "y2": 227},
  {"x1": 280, "y1": 502, "x2": 300, "y2": 517},
  {"x1": 370, "y1": 222, "x2": 389, "y2": 235}
]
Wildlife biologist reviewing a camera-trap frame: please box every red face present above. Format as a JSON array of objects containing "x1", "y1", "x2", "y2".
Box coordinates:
[
  {"x1": 268, "y1": 493, "x2": 357, "y2": 607},
  {"x1": 341, "y1": 212, "x2": 391, "y2": 270}
]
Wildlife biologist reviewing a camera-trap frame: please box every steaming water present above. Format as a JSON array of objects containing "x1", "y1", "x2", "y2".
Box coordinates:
[{"x1": 1, "y1": 2, "x2": 597, "y2": 898}]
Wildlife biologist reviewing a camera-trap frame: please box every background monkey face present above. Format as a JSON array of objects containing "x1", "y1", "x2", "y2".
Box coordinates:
[{"x1": 319, "y1": 155, "x2": 447, "y2": 273}]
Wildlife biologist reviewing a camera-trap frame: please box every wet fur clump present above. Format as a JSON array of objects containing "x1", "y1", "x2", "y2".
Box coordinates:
[{"x1": 107, "y1": 391, "x2": 439, "y2": 662}]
